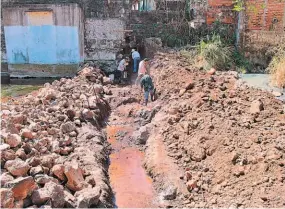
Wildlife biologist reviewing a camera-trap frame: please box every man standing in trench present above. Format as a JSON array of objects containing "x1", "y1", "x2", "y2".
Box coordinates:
[
  {"x1": 131, "y1": 49, "x2": 141, "y2": 73},
  {"x1": 136, "y1": 58, "x2": 149, "y2": 85},
  {"x1": 140, "y1": 71, "x2": 155, "y2": 106},
  {"x1": 117, "y1": 57, "x2": 130, "y2": 83}
]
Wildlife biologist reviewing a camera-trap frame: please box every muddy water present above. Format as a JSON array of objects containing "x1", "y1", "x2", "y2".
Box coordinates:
[
  {"x1": 240, "y1": 74, "x2": 285, "y2": 101},
  {"x1": 107, "y1": 118, "x2": 157, "y2": 207}
]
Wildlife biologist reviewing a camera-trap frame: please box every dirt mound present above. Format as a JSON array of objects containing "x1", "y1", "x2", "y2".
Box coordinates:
[
  {"x1": 0, "y1": 67, "x2": 113, "y2": 208},
  {"x1": 146, "y1": 52, "x2": 285, "y2": 207}
]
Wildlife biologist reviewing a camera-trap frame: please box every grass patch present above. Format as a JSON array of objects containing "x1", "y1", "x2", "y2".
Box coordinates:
[
  {"x1": 199, "y1": 35, "x2": 232, "y2": 71},
  {"x1": 1, "y1": 85, "x2": 42, "y2": 98},
  {"x1": 266, "y1": 44, "x2": 285, "y2": 88},
  {"x1": 267, "y1": 54, "x2": 285, "y2": 88},
  {"x1": 180, "y1": 34, "x2": 233, "y2": 71}
]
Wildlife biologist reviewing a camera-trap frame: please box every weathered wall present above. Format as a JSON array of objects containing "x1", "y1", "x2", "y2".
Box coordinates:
[
  {"x1": 84, "y1": 18, "x2": 125, "y2": 71},
  {"x1": 3, "y1": 4, "x2": 84, "y2": 63},
  {"x1": 1, "y1": 0, "x2": 129, "y2": 75},
  {"x1": 2, "y1": 3, "x2": 84, "y2": 77}
]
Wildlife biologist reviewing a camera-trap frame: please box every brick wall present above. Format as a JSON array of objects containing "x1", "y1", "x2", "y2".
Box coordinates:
[
  {"x1": 242, "y1": 0, "x2": 285, "y2": 69},
  {"x1": 245, "y1": 0, "x2": 285, "y2": 31},
  {"x1": 207, "y1": 0, "x2": 235, "y2": 24}
]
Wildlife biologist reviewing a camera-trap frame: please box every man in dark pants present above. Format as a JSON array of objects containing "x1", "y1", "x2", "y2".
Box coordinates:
[
  {"x1": 116, "y1": 57, "x2": 129, "y2": 83},
  {"x1": 131, "y1": 49, "x2": 141, "y2": 73},
  {"x1": 140, "y1": 72, "x2": 155, "y2": 106}
]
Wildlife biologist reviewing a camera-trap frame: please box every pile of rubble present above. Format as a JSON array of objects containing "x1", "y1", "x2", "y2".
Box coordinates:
[
  {"x1": 148, "y1": 52, "x2": 285, "y2": 207},
  {"x1": 0, "y1": 67, "x2": 114, "y2": 208}
]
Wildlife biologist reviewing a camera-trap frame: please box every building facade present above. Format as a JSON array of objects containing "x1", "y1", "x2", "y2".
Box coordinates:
[{"x1": 1, "y1": 0, "x2": 285, "y2": 77}]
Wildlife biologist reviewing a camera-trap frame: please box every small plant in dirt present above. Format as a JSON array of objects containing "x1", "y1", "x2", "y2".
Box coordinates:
[
  {"x1": 266, "y1": 45, "x2": 285, "y2": 88},
  {"x1": 232, "y1": 50, "x2": 253, "y2": 73},
  {"x1": 180, "y1": 49, "x2": 197, "y2": 64},
  {"x1": 198, "y1": 34, "x2": 232, "y2": 71}
]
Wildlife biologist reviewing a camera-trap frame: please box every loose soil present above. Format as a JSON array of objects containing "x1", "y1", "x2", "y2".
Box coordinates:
[{"x1": 1, "y1": 51, "x2": 285, "y2": 208}]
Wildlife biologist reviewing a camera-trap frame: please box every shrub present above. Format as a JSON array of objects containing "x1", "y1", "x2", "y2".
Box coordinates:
[
  {"x1": 267, "y1": 46, "x2": 285, "y2": 88},
  {"x1": 232, "y1": 50, "x2": 253, "y2": 73},
  {"x1": 198, "y1": 34, "x2": 232, "y2": 70}
]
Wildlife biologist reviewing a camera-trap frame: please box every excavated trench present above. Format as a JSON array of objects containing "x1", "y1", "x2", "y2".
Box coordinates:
[{"x1": 105, "y1": 102, "x2": 158, "y2": 208}]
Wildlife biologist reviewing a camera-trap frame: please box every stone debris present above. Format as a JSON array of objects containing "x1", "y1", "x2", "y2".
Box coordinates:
[
  {"x1": 1, "y1": 51, "x2": 285, "y2": 208},
  {"x1": 74, "y1": 187, "x2": 102, "y2": 208},
  {"x1": 141, "y1": 52, "x2": 285, "y2": 207},
  {"x1": 0, "y1": 67, "x2": 113, "y2": 208}
]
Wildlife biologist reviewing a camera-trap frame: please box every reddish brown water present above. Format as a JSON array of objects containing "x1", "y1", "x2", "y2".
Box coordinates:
[{"x1": 107, "y1": 124, "x2": 157, "y2": 208}]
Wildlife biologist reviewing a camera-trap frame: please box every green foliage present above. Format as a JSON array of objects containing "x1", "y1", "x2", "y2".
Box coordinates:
[
  {"x1": 211, "y1": 21, "x2": 236, "y2": 45},
  {"x1": 1, "y1": 85, "x2": 42, "y2": 98},
  {"x1": 156, "y1": 20, "x2": 236, "y2": 48},
  {"x1": 198, "y1": 34, "x2": 232, "y2": 70},
  {"x1": 185, "y1": 0, "x2": 191, "y2": 21},
  {"x1": 232, "y1": 50, "x2": 253, "y2": 73},
  {"x1": 233, "y1": 0, "x2": 244, "y2": 12}
]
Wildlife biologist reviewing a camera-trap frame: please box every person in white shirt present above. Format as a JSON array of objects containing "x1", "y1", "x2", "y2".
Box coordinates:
[
  {"x1": 135, "y1": 58, "x2": 149, "y2": 85},
  {"x1": 116, "y1": 57, "x2": 129, "y2": 83},
  {"x1": 131, "y1": 49, "x2": 141, "y2": 73}
]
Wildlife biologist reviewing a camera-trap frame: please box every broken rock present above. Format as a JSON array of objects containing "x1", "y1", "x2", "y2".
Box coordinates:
[
  {"x1": 31, "y1": 188, "x2": 50, "y2": 206},
  {"x1": 29, "y1": 166, "x2": 44, "y2": 176},
  {"x1": 185, "y1": 80, "x2": 194, "y2": 90},
  {"x1": 7, "y1": 176, "x2": 37, "y2": 200},
  {"x1": 45, "y1": 181, "x2": 65, "y2": 208},
  {"x1": 64, "y1": 161, "x2": 88, "y2": 191},
  {"x1": 81, "y1": 109, "x2": 95, "y2": 120},
  {"x1": 5, "y1": 158, "x2": 30, "y2": 177},
  {"x1": 10, "y1": 114, "x2": 27, "y2": 125},
  {"x1": 14, "y1": 199, "x2": 24, "y2": 208},
  {"x1": 161, "y1": 185, "x2": 177, "y2": 200},
  {"x1": 0, "y1": 143, "x2": 10, "y2": 151},
  {"x1": 75, "y1": 187, "x2": 102, "y2": 208},
  {"x1": 0, "y1": 188, "x2": 14, "y2": 208},
  {"x1": 21, "y1": 129, "x2": 35, "y2": 140},
  {"x1": 64, "y1": 190, "x2": 76, "y2": 207},
  {"x1": 5, "y1": 134, "x2": 21, "y2": 148},
  {"x1": 1, "y1": 149, "x2": 16, "y2": 161},
  {"x1": 0, "y1": 172, "x2": 14, "y2": 186},
  {"x1": 88, "y1": 96, "x2": 98, "y2": 109},
  {"x1": 249, "y1": 99, "x2": 264, "y2": 114},
  {"x1": 60, "y1": 122, "x2": 76, "y2": 134},
  {"x1": 34, "y1": 174, "x2": 58, "y2": 185},
  {"x1": 51, "y1": 164, "x2": 66, "y2": 181},
  {"x1": 41, "y1": 154, "x2": 55, "y2": 168},
  {"x1": 133, "y1": 126, "x2": 150, "y2": 145},
  {"x1": 15, "y1": 148, "x2": 28, "y2": 160},
  {"x1": 186, "y1": 179, "x2": 198, "y2": 191},
  {"x1": 208, "y1": 68, "x2": 216, "y2": 75}
]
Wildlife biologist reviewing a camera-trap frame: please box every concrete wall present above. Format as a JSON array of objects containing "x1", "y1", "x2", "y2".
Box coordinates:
[
  {"x1": 85, "y1": 18, "x2": 125, "y2": 60},
  {"x1": 84, "y1": 18, "x2": 126, "y2": 72},
  {"x1": 2, "y1": 3, "x2": 84, "y2": 77}
]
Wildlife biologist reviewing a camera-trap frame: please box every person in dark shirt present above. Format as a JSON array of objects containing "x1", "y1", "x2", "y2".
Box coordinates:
[{"x1": 140, "y1": 72, "x2": 155, "y2": 106}]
